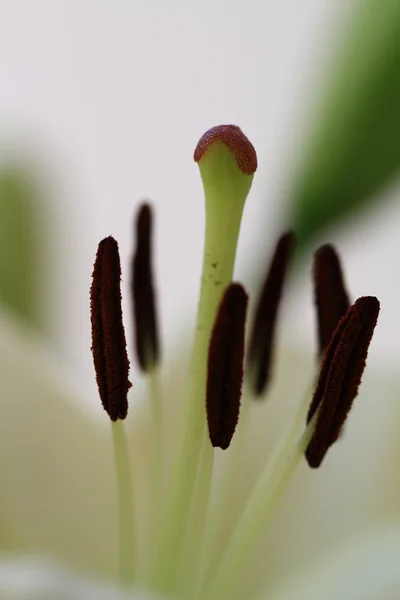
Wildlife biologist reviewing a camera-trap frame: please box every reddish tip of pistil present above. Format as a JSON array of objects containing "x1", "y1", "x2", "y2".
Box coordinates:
[
  {"x1": 194, "y1": 125, "x2": 257, "y2": 175},
  {"x1": 207, "y1": 283, "x2": 249, "y2": 450},
  {"x1": 90, "y1": 236, "x2": 131, "y2": 421},
  {"x1": 306, "y1": 296, "x2": 380, "y2": 468}
]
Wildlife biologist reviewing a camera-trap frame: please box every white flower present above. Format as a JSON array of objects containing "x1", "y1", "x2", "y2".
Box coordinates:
[{"x1": 1, "y1": 125, "x2": 399, "y2": 600}]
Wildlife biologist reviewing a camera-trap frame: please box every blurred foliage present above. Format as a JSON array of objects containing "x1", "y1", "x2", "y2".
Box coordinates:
[
  {"x1": 0, "y1": 170, "x2": 39, "y2": 327},
  {"x1": 289, "y1": 0, "x2": 400, "y2": 246}
]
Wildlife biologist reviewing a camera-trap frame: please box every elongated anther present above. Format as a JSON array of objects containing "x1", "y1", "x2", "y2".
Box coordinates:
[
  {"x1": 306, "y1": 296, "x2": 380, "y2": 468},
  {"x1": 131, "y1": 203, "x2": 160, "y2": 371},
  {"x1": 247, "y1": 232, "x2": 295, "y2": 397},
  {"x1": 207, "y1": 283, "x2": 249, "y2": 450},
  {"x1": 90, "y1": 236, "x2": 131, "y2": 420},
  {"x1": 314, "y1": 244, "x2": 350, "y2": 357}
]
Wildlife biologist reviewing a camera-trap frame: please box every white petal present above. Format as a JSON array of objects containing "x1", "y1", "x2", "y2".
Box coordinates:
[
  {"x1": 0, "y1": 308, "x2": 117, "y2": 575},
  {"x1": 264, "y1": 520, "x2": 400, "y2": 600},
  {"x1": 0, "y1": 558, "x2": 162, "y2": 600}
]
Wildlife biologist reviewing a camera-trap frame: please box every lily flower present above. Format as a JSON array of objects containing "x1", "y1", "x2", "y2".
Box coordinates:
[{"x1": 0, "y1": 124, "x2": 397, "y2": 600}]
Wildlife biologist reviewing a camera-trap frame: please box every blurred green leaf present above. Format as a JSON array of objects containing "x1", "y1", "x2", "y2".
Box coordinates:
[
  {"x1": 0, "y1": 170, "x2": 38, "y2": 326},
  {"x1": 289, "y1": 0, "x2": 400, "y2": 245}
]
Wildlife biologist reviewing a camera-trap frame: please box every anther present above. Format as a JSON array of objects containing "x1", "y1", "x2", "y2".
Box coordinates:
[
  {"x1": 90, "y1": 236, "x2": 131, "y2": 421},
  {"x1": 313, "y1": 244, "x2": 350, "y2": 357},
  {"x1": 207, "y1": 283, "x2": 249, "y2": 450},
  {"x1": 306, "y1": 296, "x2": 380, "y2": 468},
  {"x1": 194, "y1": 125, "x2": 257, "y2": 175},
  {"x1": 131, "y1": 203, "x2": 160, "y2": 372},
  {"x1": 247, "y1": 232, "x2": 295, "y2": 397}
]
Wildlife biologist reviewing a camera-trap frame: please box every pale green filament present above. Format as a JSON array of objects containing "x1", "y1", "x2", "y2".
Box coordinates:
[
  {"x1": 112, "y1": 420, "x2": 135, "y2": 585},
  {"x1": 197, "y1": 383, "x2": 253, "y2": 592},
  {"x1": 148, "y1": 366, "x2": 162, "y2": 547},
  {"x1": 201, "y1": 409, "x2": 318, "y2": 600},
  {"x1": 152, "y1": 142, "x2": 254, "y2": 592},
  {"x1": 178, "y1": 432, "x2": 215, "y2": 596}
]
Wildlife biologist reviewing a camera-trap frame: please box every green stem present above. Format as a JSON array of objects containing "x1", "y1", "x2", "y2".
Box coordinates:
[{"x1": 112, "y1": 420, "x2": 136, "y2": 585}]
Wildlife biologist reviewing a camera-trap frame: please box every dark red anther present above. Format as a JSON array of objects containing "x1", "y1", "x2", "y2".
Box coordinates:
[
  {"x1": 194, "y1": 125, "x2": 257, "y2": 175},
  {"x1": 90, "y1": 236, "x2": 131, "y2": 421},
  {"x1": 306, "y1": 296, "x2": 380, "y2": 468},
  {"x1": 207, "y1": 283, "x2": 248, "y2": 450},
  {"x1": 131, "y1": 203, "x2": 160, "y2": 372},
  {"x1": 314, "y1": 244, "x2": 350, "y2": 357},
  {"x1": 247, "y1": 232, "x2": 295, "y2": 397}
]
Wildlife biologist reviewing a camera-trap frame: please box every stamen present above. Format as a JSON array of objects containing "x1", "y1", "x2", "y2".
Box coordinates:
[
  {"x1": 306, "y1": 296, "x2": 380, "y2": 468},
  {"x1": 131, "y1": 203, "x2": 160, "y2": 371},
  {"x1": 181, "y1": 280, "x2": 247, "y2": 595},
  {"x1": 90, "y1": 236, "x2": 135, "y2": 585},
  {"x1": 207, "y1": 283, "x2": 248, "y2": 450},
  {"x1": 194, "y1": 124, "x2": 257, "y2": 175},
  {"x1": 203, "y1": 232, "x2": 296, "y2": 577},
  {"x1": 90, "y1": 236, "x2": 131, "y2": 420},
  {"x1": 313, "y1": 244, "x2": 350, "y2": 357},
  {"x1": 131, "y1": 203, "x2": 162, "y2": 580},
  {"x1": 178, "y1": 286, "x2": 247, "y2": 595},
  {"x1": 247, "y1": 232, "x2": 295, "y2": 396}
]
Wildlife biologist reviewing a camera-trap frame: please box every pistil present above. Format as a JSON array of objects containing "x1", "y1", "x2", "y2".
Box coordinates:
[{"x1": 152, "y1": 125, "x2": 257, "y2": 593}]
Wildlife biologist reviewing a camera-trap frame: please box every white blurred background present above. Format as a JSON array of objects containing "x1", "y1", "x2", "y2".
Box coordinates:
[{"x1": 0, "y1": 0, "x2": 399, "y2": 408}]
